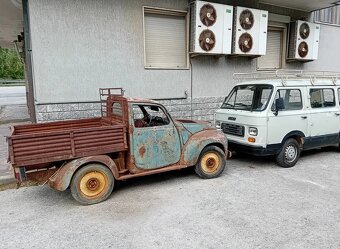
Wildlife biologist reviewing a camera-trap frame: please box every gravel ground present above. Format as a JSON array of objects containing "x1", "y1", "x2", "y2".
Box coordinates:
[{"x1": 0, "y1": 148, "x2": 339, "y2": 249}]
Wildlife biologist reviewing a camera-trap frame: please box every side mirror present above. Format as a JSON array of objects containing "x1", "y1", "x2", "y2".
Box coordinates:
[{"x1": 274, "y1": 98, "x2": 285, "y2": 116}]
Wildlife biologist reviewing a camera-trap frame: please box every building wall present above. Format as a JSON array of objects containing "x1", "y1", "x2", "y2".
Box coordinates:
[{"x1": 28, "y1": 0, "x2": 340, "y2": 122}]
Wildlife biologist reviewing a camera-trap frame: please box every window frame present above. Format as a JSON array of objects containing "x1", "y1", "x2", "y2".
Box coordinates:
[
  {"x1": 309, "y1": 88, "x2": 336, "y2": 109},
  {"x1": 271, "y1": 88, "x2": 303, "y2": 112},
  {"x1": 132, "y1": 103, "x2": 173, "y2": 129},
  {"x1": 143, "y1": 6, "x2": 189, "y2": 70},
  {"x1": 257, "y1": 23, "x2": 288, "y2": 71},
  {"x1": 221, "y1": 84, "x2": 274, "y2": 112}
]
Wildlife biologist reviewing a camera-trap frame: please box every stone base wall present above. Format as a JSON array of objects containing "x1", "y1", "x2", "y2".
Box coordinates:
[{"x1": 35, "y1": 96, "x2": 225, "y2": 123}]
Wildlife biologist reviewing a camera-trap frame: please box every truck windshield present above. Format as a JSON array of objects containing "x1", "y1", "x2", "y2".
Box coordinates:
[{"x1": 221, "y1": 84, "x2": 273, "y2": 111}]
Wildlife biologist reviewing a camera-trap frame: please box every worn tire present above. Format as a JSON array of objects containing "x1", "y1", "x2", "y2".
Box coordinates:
[
  {"x1": 276, "y1": 138, "x2": 300, "y2": 168},
  {"x1": 70, "y1": 163, "x2": 114, "y2": 205},
  {"x1": 195, "y1": 145, "x2": 226, "y2": 179}
]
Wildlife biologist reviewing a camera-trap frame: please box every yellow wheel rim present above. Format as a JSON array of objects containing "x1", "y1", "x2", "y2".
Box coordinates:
[
  {"x1": 201, "y1": 152, "x2": 221, "y2": 174},
  {"x1": 79, "y1": 171, "x2": 108, "y2": 197}
]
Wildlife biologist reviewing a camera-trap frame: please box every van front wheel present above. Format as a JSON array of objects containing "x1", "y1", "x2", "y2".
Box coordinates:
[{"x1": 276, "y1": 138, "x2": 300, "y2": 168}]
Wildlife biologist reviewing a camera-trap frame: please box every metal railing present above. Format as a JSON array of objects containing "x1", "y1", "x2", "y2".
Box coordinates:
[
  {"x1": 233, "y1": 70, "x2": 340, "y2": 86},
  {"x1": 0, "y1": 80, "x2": 25, "y2": 84}
]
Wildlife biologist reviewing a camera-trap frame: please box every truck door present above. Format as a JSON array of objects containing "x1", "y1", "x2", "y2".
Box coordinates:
[
  {"x1": 306, "y1": 87, "x2": 340, "y2": 148},
  {"x1": 267, "y1": 88, "x2": 309, "y2": 146},
  {"x1": 131, "y1": 104, "x2": 181, "y2": 170}
]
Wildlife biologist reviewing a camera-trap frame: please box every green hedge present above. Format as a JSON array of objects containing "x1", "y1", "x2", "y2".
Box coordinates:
[{"x1": 0, "y1": 48, "x2": 24, "y2": 80}]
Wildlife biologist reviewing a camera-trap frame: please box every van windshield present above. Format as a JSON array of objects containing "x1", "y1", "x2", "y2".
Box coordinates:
[{"x1": 221, "y1": 84, "x2": 273, "y2": 111}]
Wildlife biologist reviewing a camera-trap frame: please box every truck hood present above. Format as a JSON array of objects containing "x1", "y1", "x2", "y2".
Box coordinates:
[{"x1": 175, "y1": 119, "x2": 211, "y2": 134}]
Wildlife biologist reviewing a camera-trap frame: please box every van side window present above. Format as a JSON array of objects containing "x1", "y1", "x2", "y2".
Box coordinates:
[
  {"x1": 310, "y1": 89, "x2": 335, "y2": 108},
  {"x1": 338, "y1": 88, "x2": 340, "y2": 105},
  {"x1": 271, "y1": 89, "x2": 302, "y2": 111}
]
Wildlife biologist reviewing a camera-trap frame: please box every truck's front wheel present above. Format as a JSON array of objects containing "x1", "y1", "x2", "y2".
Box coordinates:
[
  {"x1": 195, "y1": 146, "x2": 226, "y2": 179},
  {"x1": 70, "y1": 164, "x2": 114, "y2": 205}
]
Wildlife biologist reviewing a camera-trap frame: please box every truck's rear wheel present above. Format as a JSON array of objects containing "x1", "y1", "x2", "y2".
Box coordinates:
[
  {"x1": 195, "y1": 145, "x2": 226, "y2": 179},
  {"x1": 70, "y1": 164, "x2": 114, "y2": 205},
  {"x1": 276, "y1": 138, "x2": 300, "y2": 168}
]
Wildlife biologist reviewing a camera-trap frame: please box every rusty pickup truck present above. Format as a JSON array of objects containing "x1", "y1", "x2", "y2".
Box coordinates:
[{"x1": 7, "y1": 88, "x2": 229, "y2": 205}]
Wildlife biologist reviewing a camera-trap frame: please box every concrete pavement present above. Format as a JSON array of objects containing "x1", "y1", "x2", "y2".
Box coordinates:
[
  {"x1": 0, "y1": 149, "x2": 339, "y2": 248},
  {"x1": 0, "y1": 85, "x2": 26, "y2": 106},
  {"x1": 0, "y1": 86, "x2": 30, "y2": 184}
]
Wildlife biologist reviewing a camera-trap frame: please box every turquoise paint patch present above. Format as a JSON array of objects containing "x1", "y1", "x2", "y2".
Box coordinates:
[{"x1": 132, "y1": 125, "x2": 181, "y2": 170}]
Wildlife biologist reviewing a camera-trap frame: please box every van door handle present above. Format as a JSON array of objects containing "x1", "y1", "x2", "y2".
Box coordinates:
[
  {"x1": 335, "y1": 113, "x2": 340, "y2": 116},
  {"x1": 301, "y1": 116, "x2": 308, "y2": 119}
]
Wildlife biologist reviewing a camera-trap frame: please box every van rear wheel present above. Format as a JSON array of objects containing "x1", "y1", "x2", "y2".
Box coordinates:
[{"x1": 276, "y1": 138, "x2": 300, "y2": 168}]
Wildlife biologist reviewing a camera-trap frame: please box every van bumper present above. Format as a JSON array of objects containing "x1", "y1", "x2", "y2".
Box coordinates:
[{"x1": 228, "y1": 141, "x2": 281, "y2": 156}]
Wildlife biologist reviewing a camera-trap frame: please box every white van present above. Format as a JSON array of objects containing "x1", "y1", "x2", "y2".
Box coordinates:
[{"x1": 215, "y1": 70, "x2": 340, "y2": 168}]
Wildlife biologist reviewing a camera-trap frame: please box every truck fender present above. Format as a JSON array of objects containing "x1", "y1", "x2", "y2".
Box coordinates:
[
  {"x1": 180, "y1": 129, "x2": 228, "y2": 166},
  {"x1": 48, "y1": 155, "x2": 119, "y2": 191}
]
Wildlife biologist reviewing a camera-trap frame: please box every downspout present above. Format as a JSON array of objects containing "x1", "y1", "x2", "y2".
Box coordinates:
[{"x1": 22, "y1": 0, "x2": 36, "y2": 123}]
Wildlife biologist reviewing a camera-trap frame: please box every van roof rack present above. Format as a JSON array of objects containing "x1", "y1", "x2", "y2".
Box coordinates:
[{"x1": 233, "y1": 70, "x2": 340, "y2": 86}]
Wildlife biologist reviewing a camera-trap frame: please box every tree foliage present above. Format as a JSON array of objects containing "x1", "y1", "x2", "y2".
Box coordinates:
[{"x1": 0, "y1": 48, "x2": 24, "y2": 80}]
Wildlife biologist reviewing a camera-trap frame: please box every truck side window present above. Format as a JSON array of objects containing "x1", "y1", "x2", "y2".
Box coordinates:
[
  {"x1": 112, "y1": 102, "x2": 123, "y2": 116},
  {"x1": 310, "y1": 89, "x2": 335, "y2": 108},
  {"x1": 271, "y1": 89, "x2": 302, "y2": 111},
  {"x1": 133, "y1": 105, "x2": 170, "y2": 128}
]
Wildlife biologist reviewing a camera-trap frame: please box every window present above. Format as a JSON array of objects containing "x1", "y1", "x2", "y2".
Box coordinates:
[
  {"x1": 257, "y1": 26, "x2": 286, "y2": 70},
  {"x1": 272, "y1": 89, "x2": 303, "y2": 111},
  {"x1": 338, "y1": 88, "x2": 340, "y2": 105},
  {"x1": 312, "y1": 6, "x2": 340, "y2": 26},
  {"x1": 221, "y1": 85, "x2": 273, "y2": 112},
  {"x1": 143, "y1": 7, "x2": 188, "y2": 69},
  {"x1": 310, "y1": 89, "x2": 335, "y2": 108},
  {"x1": 133, "y1": 104, "x2": 170, "y2": 128},
  {"x1": 112, "y1": 102, "x2": 122, "y2": 116}
]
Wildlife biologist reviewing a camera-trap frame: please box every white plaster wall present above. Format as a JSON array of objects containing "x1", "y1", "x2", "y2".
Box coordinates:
[
  {"x1": 28, "y1": 0, "x2": 340, "y2": 105},
  {"x1": 304, "y1": 24, "x2": 340, "y2": 71},
  {"x1": 28, "y1": 0, "x2": 191, "y2": 103}
]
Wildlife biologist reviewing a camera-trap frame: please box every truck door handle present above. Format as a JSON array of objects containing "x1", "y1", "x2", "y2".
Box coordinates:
[
  {"x1": 335, "y1": 113, "x2": 340, "y2": 116},
  {"x1": 301, "y1": 116, "x2": 308, "y2": 119}
]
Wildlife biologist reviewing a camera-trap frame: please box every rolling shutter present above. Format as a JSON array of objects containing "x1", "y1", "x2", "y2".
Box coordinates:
[
  {"x1": 144, "y1": 12, "x2": 187, "y2": 68},
  {"x1": 257, "y1": 30, "x2": 282, "y2": 70}
]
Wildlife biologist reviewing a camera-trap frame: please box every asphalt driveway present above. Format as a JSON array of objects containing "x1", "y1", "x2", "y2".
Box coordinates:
[{"x1": 0, "y1": 147, "x2": 339, "y2": 249}]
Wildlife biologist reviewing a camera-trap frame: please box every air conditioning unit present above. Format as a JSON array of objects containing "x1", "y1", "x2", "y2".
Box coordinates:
[
  {"x1": 189, "y1": 1, "x2": 233, "y2": 55},
  {"x1": 287, "y1": 20, "x2": 320, "y2": 62},
  {"x1": 232, "y1": 7, "x2": 268, "y2": 56}
]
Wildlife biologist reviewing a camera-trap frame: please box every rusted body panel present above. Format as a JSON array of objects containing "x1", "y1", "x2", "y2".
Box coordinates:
[
  {"x1": 7, "y1": 118, "x2": 128, "y2": 168},
  {"x1": 180, "y1": 129, "x2": 228, "y2": 165},
  {"x1": 132, "y1": 125, "x2": 181, "y2": 170},
  {"x1": 49, "y1": 155, "x2": 119, "y2": 191},
  {"x1": 7, "y1": 88, "x2": 229, "y2": 194}
]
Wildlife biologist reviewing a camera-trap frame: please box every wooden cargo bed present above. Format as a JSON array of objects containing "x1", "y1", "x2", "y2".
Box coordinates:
[{"x1": 7, "y1": 117, "x2": 128, "y2": 168}]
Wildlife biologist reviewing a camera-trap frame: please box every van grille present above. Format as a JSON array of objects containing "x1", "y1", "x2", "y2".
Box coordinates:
[{"x1": 221, "y1": 123, "x2": 245, "y2": 137}]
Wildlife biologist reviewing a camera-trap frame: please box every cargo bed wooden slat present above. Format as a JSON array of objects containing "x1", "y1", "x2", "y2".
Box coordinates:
[{"x1": 8, "y1": 117, "x2": 128, "y2": 168}]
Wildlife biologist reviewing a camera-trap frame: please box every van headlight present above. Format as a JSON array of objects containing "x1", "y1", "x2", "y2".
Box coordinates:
[
  {"x1": 215, "y1": 121, "x2": 221, "y2": 129},
  {"x1": 249, "y1": 127, "x2": 258, "y2": 136}
]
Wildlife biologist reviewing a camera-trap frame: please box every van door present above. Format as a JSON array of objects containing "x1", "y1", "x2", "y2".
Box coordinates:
[
  {"x1": 267, "y1": 88, "x2": 309, "y2": 148},
  {"x1": 306, "y1": 87, "x2": 340, "y2": 148}
]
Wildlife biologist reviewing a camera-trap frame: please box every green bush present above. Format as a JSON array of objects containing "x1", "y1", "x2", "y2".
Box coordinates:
[{"x1": 0, "y1": 48, "x2": 24, "y2": 80}]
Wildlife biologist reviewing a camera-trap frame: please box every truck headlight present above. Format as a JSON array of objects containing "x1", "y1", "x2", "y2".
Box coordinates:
[
  {"x1": 249, "y1": 127, "x2": 258, "y2": 136},
  {"x1": 215, "y1": 121, "x2": 221, "y2": 129}
]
